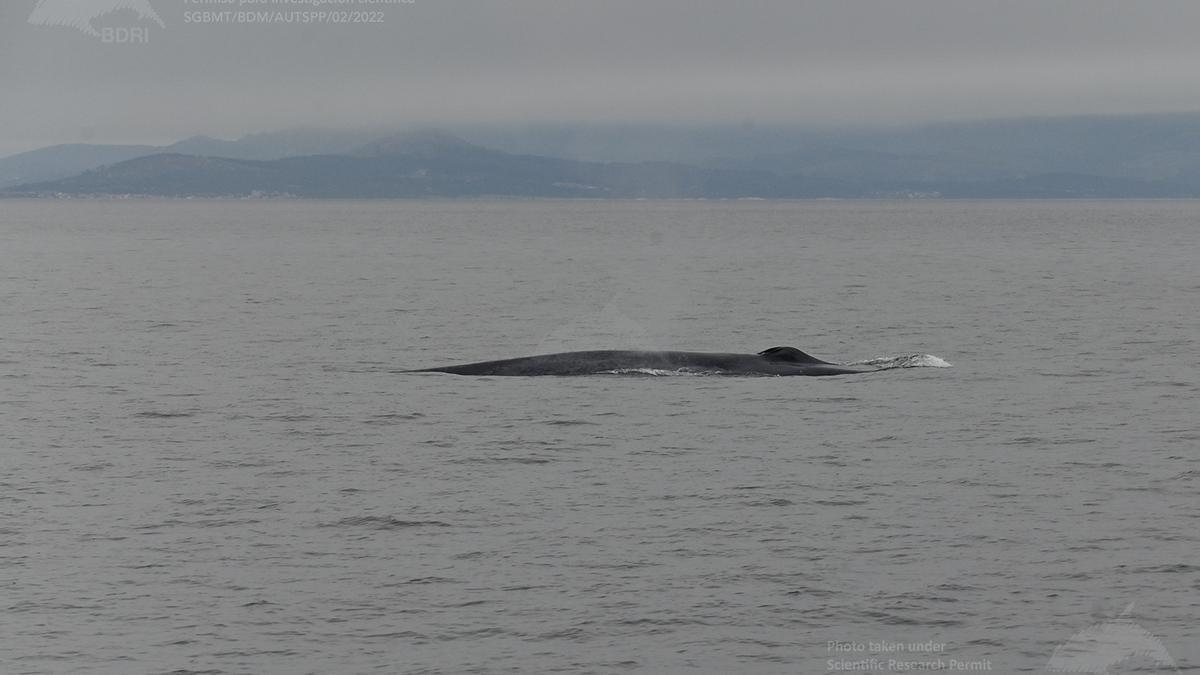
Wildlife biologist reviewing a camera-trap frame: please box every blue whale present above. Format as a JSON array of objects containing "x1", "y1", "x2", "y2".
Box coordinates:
[{"x1": 409, "y1": 346, "x2": 864, "y2": 377}]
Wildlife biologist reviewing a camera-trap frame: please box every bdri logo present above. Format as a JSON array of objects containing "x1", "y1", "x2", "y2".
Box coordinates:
[
  {"x1": 1046, "y1": 603, "x2": 1179, "y2": 674},
  {"x1": 28, "y1": 0, "x2": 163, "y2": 42}
]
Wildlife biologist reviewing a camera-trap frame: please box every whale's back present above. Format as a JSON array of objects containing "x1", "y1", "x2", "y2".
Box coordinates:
[{"x1": 409, "y1": 347, "x2": 862, "y2": 377}]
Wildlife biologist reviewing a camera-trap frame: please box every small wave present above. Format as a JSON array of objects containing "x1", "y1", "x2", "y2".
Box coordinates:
[
  {"x1": 384, "y1": 576, "x2": 458, "y2": 586},
  {"x1": 847, "y1": 353, "x2": 953, "y2": 369},
  {"x1": 451, "y1": 456, "x2": 554, "y2": 465},
  {"x1": 362, "y1": 412, "x2": 426, "y2": 425},
  {"x1": 71, "y1": 462, "x2": 113, "y2": 472},
  {"x1": 1123, "y1": 563, "x2": 1200, "y2": 574},
  {"x1": 746, "y1": 498, "x2": 795, "y2": 507},
  {"x1": 324, "y1": 515, "x2": 452, "y2": 530},
  {"x1": 812, "y1": 497, "x2": 869, "y2": 506}
]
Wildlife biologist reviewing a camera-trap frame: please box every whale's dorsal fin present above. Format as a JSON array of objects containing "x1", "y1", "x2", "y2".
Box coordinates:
[{"x1": 758, "y1": 346, "x2": 823, "y2": 363}]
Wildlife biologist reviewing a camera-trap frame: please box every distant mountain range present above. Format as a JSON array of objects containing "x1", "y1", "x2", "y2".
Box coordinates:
[
  {"x1": 0, "y1": 128, "x2": 383, "y2": 189},
  {"x1": 5, "y1": 113, "x2": 1200, "y2": 198},
  {"x1": 5, "y1": 131, "x2": 841, "y2": 199}
]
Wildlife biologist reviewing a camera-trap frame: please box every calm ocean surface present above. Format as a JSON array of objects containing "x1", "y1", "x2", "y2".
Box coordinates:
[{"x1": 2, "y1": 199, "x2": 1197, "y2": 674}]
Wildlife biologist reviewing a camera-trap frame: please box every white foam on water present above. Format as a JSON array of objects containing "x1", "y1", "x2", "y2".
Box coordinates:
[
  {"x1": 846, "y1": 353, "x2": 954, "y2": 369},
  {"x1": 597, "y1": 367, "x2": 722, "y2": 377}
]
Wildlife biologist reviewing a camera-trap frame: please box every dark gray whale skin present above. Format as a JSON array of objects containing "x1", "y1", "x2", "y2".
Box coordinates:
[{"x1": 409, "y1": 346, "x2": 864, "y2": 377}]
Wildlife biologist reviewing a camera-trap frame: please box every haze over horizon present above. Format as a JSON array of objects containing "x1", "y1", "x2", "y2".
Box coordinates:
[{"x1": 3, "y1": 0, "x2": 1200, "y2": 158}]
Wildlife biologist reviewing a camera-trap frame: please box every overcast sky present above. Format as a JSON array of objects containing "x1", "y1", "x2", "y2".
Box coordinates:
[{"x1": 3, "y1": 0, "x2": 1200, "y2": 156}]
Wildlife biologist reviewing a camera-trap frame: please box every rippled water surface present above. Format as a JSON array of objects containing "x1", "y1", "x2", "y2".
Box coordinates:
[{"x1": 2, "y1": 200, "x2": 1197, "y2": 674}]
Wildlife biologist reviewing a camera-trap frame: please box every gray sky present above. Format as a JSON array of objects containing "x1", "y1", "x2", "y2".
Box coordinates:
[{"x1": 3, "y1": 0, "x2": 1200, "y2": 156}]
